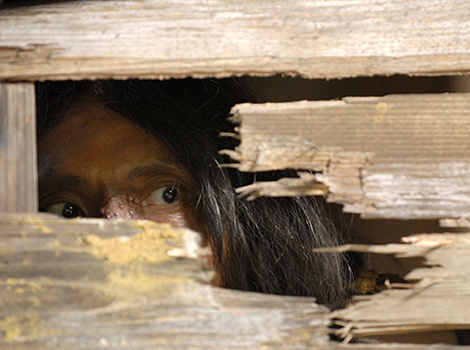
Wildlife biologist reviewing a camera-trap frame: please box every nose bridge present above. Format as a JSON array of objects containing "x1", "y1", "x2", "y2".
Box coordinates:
[{"x1": 101, "y1": 194, "x2": 143, "y2": 220}]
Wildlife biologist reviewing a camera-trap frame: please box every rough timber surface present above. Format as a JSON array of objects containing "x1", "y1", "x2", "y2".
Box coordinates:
[
  {"x1": 1, "y1": 214, "x2": 468, "y2": 349},
  {"x1": 0, "y1": 213, "x2": 335, "y2": 349},
  {"x1": 225, "y1": 93, "x2": 470, "y2": 220},
  {"x1": 328, "y1": 233, "x2": 470, "y2": 343},
  {"x1": 0, "y1": 83, "x2": 36, "y2": 212},
  {"x1": 1, "y1": 0, "x2": 470, "y2": 81}
]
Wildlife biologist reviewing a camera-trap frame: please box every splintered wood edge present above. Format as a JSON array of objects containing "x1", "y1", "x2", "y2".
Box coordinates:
[
  {"x1": 314, "y1": 243, "x2": 434, "y2": 258},
  {"x1": 0, "y1": 213, "x2": 210, "y2": 274},
  {"x1": 323, "y1": 233, "x2": 470, "y2": 341},
  {"x1": 235, "y1": 172, "x2": 329, "y2": 200},
  {"x1": 225, "y1": 94, "x2": 470, "y2": 220}
]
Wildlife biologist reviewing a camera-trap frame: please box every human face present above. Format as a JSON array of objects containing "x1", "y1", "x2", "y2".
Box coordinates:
[{"x1": 37, "y1": 96, "x2": 199, "y2": 231}]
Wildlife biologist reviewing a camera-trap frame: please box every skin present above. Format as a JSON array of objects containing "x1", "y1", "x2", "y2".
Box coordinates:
[{"x1": 37, "y1": 96, "x2": 200, "y2": 232}]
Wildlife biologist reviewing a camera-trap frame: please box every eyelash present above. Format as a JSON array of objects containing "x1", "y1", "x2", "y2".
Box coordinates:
[
  {"x1": 39, "y1": 192, "x2": 88, "y2": 219},
  {"x1": 45, "y1": 202, "x2": 86, "y2": 218},
  {"x1": 143, "y1": 186, "x2": 179, "y2": 206},
  {"x1": 136, "y1": 176, "x2": 186, "y2": 204},
  {"x1": 39, "y1": 176, "x2": 188, "y2": 219}
]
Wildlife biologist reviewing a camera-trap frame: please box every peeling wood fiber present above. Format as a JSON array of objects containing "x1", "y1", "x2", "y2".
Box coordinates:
[
  {"x1": 330, "y1": 233, "x2": 470, "y2": 341},
  {"x1": 227, "y1": 93, "x2": 470, "y2": 220},
  {"x1": 1, "y1": 0, "x2": 470, "y2": 80}
]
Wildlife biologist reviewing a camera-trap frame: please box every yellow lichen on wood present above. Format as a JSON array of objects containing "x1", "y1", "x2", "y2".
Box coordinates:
[
  {"x1": 0, "y1": 316, "x2": 21, "y2": 343},
  {"x1": 80, "y1": 221, "x2": 182, "y2": 265},
  {"x1": 16, "y1": 216, "x2": 52, "y2": 234},
  {"x1": 6, "y1": 278, "x2": 44, "y2": 294},
  {"x1": 0, "y1": 313, "x2": 49, "y2": 343},
  {"x1": 105, "y1": 268, "x2": 192, "y2": 298}
]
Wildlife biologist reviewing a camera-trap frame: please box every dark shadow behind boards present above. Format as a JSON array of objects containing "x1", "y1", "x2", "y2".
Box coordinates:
[
  {"x1": 0, "y1": 0, "x2": 76, "y2": 9},
  {"x1": 244, "y1": 75, "x2": 455, "y2": 102}
]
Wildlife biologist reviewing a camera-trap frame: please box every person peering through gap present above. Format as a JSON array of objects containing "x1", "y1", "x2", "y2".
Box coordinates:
[{"x1": 35, "y1": 79, "x2": 354, "y2": 310}]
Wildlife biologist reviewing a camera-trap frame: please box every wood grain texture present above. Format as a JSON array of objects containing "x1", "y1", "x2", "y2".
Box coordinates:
[
  {"x1": 330, "y1": 233, "x2": 470, "y2": 342},
  {"x1": 0, "y1": 213, "x2": 335, "y2": 349},
  {"x1": 1, "y1": 0, "x2": 470, "y2": 81},
  {"x1": 226, "y1": 93, "x2": 470, "y2": 220},
  {"x1": 0, "y1": 83, "x2": 37, "y2": 212},
  {"x1": 0, "y1": 213, "x2": 467, "y2": 348}
]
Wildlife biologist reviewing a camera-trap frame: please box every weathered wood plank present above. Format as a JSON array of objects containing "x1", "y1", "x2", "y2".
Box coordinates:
[
  {"x1": 327, "y1": 233, "x2": 470, "y2": 343},
  {"x1": 225, "y1": 93, "x2": 470, "y2": 220},
  {"x1": 1, "y1": 214, "x2": 468, "y2": 348},
  {"x1": 1, "y1": 0, "x2": 470, "y2": 81},
  {"x1": 0, "y1": 83, "x2": 36, "y2": 212},
  {"x1": 0, "y1": 213, "x2": 334, "y2": 349}
]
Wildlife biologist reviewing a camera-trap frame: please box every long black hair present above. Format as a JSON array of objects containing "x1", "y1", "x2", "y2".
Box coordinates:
[{"x1": 36, "y1": 78, "x2": 353, "y2": 309}]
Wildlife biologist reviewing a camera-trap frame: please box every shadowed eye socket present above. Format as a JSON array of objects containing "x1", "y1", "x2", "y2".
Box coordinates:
[
  {"x1": 147, "y1": 186, "x2": 179, "y2": 205},
  {"x1": 45, "y1": 202, "x2": 86, "y2": 218}
]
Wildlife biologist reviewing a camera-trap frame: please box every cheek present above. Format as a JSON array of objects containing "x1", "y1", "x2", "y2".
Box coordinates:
[
  {"x1": 102, "y1": 195, "x2": 143, "y2": 220},
  {"x1": 102, "y1": 196, "x2": 188, "y2": 229},
  {"x1": 139, "y1": 205, "x2": 189, "y2": 229}
]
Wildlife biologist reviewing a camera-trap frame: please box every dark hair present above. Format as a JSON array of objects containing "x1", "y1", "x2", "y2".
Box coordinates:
[{"x1": 35, "y1": 78, "x2": 353, "y2": 309}]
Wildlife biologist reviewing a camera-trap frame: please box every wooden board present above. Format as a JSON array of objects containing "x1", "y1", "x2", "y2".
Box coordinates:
[
  {"x1": 1, "y1": 213, "x2": 469, "y2": 348},
  {"x1": 0, "y1": 213, "x2": 335, "y2": 349},
  {"x1": 0, "y1": 83, "x2": 36, "y2": 212},
  {"x1": 1, "y1": 0, "x2": 470, "y2": 81},
  {"x1": 225, "y1": 93, "x2": 470, "y2": 220},
  {"x1": 328, "y1": 233, "x2": 470, "y2": 342}
]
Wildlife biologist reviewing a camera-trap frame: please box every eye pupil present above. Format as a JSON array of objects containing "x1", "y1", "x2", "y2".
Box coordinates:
[
  {"x1": 163, "y1": 187, "x2": 178, "y2": 204},
  {"x1": 62, "y1": 204, "x2": 79, "y2": 218}
]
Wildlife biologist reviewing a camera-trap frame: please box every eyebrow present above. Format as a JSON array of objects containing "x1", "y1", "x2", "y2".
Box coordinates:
[
  {"x1": 128, "y1": 162, "x2": 183, "y2": 179},
  {"x1": 37, "y1": 175, "x2": 90, "y2": 209},
  {"x1": 39, "y1": 174, "x2": 88, "y2": 191}
]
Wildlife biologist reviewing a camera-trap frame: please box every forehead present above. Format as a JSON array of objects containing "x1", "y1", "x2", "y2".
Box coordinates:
[
  {"x1": 44, "y1": 97, "x2": 149, "y2": 146},
  {"x1": 37, "y1": 97, "x2": 170, "y2": 180}
]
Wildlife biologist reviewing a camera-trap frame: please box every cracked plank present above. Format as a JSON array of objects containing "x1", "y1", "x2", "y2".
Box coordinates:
[
  {"x1": 0, "y1": 213, "x2": 333, "y2": 349},
  {"x1": 226, "y1": 94, "x2": 470, "y2": 219},
  {"x1": 328, "y1": 233, "x2": 470, "y2": 342},
  {"x1": 1, "y1": 213, "x2": 466, "y2": 348},
  {"x1": 1, "y1": 0, "x2": 470, "y2": 80}
]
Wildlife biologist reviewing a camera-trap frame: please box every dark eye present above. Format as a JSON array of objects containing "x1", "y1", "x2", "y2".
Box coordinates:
[
  {"x1": 150, "y1": 186, "x2": 179, "y2": 205},
  {"x1": 46, "y1": 202, "x2": 85, "y2": 218}
]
